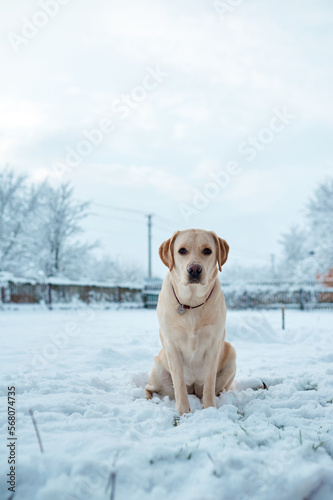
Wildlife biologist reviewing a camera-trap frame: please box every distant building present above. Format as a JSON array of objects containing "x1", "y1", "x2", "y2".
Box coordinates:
[{"x1": 317, "y1": 268, "x2": 333, "y2": 288}]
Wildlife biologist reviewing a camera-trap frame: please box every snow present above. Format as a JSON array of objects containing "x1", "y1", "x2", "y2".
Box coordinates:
[
  {"x1": 0, "y1": 271, "x2": 143, "y2": 289},
  {"x1": 1, "y1": 308, "x2": 333, "y2": 500}
]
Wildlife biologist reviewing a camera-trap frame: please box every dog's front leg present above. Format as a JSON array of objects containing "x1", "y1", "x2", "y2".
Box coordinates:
[
  {"x1": 202, "y1": 342, "x2": 220, "y2": 409},
  {"x1": 165, "y1": 344, "x2": 190, "y2": 415}
]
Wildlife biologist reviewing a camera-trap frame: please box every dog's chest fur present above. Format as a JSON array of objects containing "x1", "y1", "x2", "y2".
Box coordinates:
[
  {"x1": 181, "y1": 331, "x2": 207, "y2": 385},
  {"x1": 174, "y1": 317, "x2": 217, "y2": 385}
]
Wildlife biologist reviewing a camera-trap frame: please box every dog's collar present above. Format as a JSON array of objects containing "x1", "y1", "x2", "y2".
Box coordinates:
[{"x1": 171, "y1": 284, "x2": 215, "y2": 315}]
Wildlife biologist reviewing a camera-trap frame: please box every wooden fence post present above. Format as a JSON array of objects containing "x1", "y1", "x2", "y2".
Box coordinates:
[
  {"x1": 48, "y1": 284, "x2": 52, "y2": 310},
  {"x1": 281, "y1": 306, "x2": 285, "y2": 330},
  {"x1": 299, "y1": 288, "x2": 304, "y2": 310}
]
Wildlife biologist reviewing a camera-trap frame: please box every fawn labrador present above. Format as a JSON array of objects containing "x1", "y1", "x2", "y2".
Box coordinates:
[{"x1": 145, "y1": 229, "x2": 236, "y2": 415}]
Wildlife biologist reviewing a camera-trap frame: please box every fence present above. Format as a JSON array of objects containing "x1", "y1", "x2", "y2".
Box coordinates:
[
  {"x1": 0, "y1": 279, "x2": 142, "y2": 307},
  {"x1": 221, "y1": 282, "x2": 333, "y2": 309},
  {"x1": 142, "y1": 280, "x2": 333, "y2": 310},
  {"x1": 1, "y1": 277, "x2": 333, "y2": 309},
  {"x1": 142, "y1": 280, "x2": 163, "y2": 308}
]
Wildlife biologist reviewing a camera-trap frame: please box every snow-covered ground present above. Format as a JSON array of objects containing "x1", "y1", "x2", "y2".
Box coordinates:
[{"x1": 1, "y1": 306, "x2": 333, "y2": 500}]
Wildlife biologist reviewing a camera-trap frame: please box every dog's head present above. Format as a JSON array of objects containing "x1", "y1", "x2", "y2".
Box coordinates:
[{"x1": 159, "y1": 229, "x2": 229, "y2": 286}]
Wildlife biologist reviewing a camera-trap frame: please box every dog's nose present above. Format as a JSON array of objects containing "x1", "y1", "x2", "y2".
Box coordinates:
[{"x1": 187, "y1": 264, "x2": 202, "y2": 277}]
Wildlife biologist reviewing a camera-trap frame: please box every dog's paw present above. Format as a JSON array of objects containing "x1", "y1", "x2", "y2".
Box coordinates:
[
  {"x1": 145, "y1": 387, "x2": 153, "y2": 400},
  {"x1": 176, "y1": 404, "x2": 191, "y2": 416},
  {"x1": 202, "y1": 399, "x2": 217, "y2": 410}
]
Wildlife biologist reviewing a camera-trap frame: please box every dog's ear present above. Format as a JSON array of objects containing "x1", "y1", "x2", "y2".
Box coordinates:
[
  {"x1": 211, "y1": 232, "x2": 229, "y2": 271},
  {"x1": 159, "y1": 231, "x2": 180, "y2": 271}
]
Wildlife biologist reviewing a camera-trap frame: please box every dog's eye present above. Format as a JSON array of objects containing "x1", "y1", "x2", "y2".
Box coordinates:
[
  {"x1": 203, "y1": 248, "x2": 212, "y2": 255},
  {"x1": 178, "y1": 248, "x2": 187, "y2": 255}
]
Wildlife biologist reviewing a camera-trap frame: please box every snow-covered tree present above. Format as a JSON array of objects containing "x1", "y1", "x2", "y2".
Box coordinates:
[
  {"x1": 0, "y1": 168, "x2": 146, "y2": 283},
  {"x1": 221, "y1": 263, "x2": 272, "y2": 282},
  {"x1": 0, "y1": 167, "x2": 42, "y2": 274},
  {"x1": 278, "y1": 225, "x2": 308, "y2": 274},
  {"x1": 306, "y1": 178, "x2": 333, "y2": 274},
  {"x1": 278, "y1": 178, "x2": 333, "y2": 280},
  {"x1": 34, "y1": 182, "x2": 94, "y2": 277},
  {"x1": 89, "y1": 254, "x2": 144, "y2": 284}
]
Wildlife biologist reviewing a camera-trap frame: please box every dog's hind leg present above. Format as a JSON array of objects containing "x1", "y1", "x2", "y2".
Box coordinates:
[
  {"x1": 145, "y1": 350, "x2": 175, "y2": 399},
  {"x1": 215, "y1": 342, "x2": 236, "y2": 396}
]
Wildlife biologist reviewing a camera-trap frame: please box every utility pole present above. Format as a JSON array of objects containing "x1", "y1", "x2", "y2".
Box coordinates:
[
  {"x1": 146, "y1": 214, "x2": 154, "y2": 279},
  {"x1": 270, "y1": 253, "x2": 275, "y2": 278}
]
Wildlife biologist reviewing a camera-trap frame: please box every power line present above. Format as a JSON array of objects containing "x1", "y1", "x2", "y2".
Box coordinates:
[
  {"x1": 92, "y1": 202, "x2": 146, "y2": 216},
  {"x1": 86, "y1": 226, "x2": 144, "y2": 238},
  {"x1": 90, "y1": 213, "x2": 146, "y2": 225},
  {"x1": 154, "y1": 222, "x2": 174, "y2": 233},
  {"x1": 155, "y1": 214, "x2": 176, "y2": 228}
]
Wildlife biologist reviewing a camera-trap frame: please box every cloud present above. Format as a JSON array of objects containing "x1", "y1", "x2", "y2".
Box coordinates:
[
  {"x1": 0, "y1": 98, "x2": 47, "y2": 131},
  {"x1": 1, "y1": 0, "x2": 332, "y2": 270},
  {"x1": 71, "y1": 162, "x2": 190, "y2": 201}
]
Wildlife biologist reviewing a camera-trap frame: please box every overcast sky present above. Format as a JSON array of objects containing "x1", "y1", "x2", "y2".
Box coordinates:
[{"x1": 1, "y1": 0, "x2": 332, "y2": 278}]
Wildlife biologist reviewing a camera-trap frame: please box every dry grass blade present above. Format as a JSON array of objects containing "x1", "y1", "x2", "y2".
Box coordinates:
[
  {"x1": 105, "y1": 451, "x2": 120, "y2": 500},
  {"x1": 29, "y1": 409, "x2": 44, "y2": 453},
  {"x1": 303, "y1": 479, "x2": 325, "y2": 500}
]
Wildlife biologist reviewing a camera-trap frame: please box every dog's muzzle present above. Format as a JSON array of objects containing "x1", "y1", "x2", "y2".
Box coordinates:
[{"x1": 187, "y1": 264, "x2": 202, "y2": 283}]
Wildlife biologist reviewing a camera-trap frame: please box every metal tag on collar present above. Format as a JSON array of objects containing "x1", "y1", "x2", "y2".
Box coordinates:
[{"x1": 177, "y1": 305, "x2": 186, "y2": 315}]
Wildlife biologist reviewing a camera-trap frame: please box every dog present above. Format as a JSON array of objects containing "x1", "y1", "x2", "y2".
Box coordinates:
[{"x1": 145, "y1": 229, "x2": 236, "y2": 415}]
